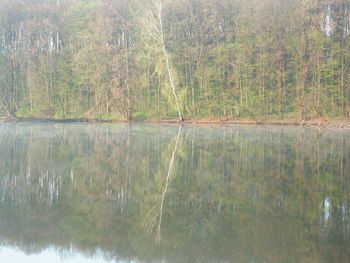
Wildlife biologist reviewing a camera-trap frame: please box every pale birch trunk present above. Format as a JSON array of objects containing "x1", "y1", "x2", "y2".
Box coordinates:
[{"x1": 144, "y1": 0, "x2": 184, "y2": 121}]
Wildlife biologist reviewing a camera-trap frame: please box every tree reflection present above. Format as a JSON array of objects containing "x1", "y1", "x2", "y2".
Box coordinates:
[{"x1": 0, "y1": 123, "x2": 349, "y2": 262}]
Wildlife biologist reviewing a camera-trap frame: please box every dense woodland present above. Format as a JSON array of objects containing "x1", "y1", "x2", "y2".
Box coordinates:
[{"x1": 0, "y1": 0, "x2": 349, "y2": 121}]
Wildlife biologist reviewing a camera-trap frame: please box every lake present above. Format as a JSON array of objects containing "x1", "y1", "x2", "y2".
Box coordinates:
[{"x1": 0, "y1": 122, "x2": 349, "y2": 263}]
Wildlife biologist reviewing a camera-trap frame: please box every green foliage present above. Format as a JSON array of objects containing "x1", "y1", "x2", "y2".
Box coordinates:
[
  {"x1": 0, "y1": 0, "x2": 349, "y2": 120},
  {"x1": 133, "y1": 111, "x2": 148, "y2": 121}
]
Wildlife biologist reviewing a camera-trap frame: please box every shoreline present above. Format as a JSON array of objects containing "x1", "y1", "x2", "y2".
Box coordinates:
[{"x1": 1, "y1": 117, "x2": 350, "y2": 128}]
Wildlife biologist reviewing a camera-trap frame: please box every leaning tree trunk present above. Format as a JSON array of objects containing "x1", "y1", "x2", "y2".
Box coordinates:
[{"x1": 156, "y1": 0, "x2": 184, "y2": 122}]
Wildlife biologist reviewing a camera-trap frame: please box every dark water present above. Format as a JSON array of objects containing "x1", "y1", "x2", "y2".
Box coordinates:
[{"x1": 0, "y1": 123, "x2": 349, "y2": 263}]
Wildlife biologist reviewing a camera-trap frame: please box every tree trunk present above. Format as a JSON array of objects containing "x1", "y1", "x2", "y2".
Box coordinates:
[{"x1": 157, "y1": 0, "x2": 184, "y2": 122}]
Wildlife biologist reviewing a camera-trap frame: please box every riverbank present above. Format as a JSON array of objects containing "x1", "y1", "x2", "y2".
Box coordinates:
[
  {"x1": 1, "y1": 116, "x2": 350, "y2": 129},
  {"x1": 152, "y1": 118, "x2": 350, "y2": 128},
  {"x1": 0, "y1": 117, "x2": 11, "y2": 123}
]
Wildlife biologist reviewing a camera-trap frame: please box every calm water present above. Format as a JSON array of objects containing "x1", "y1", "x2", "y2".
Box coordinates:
[{"x1": 0, "y1": 123, "x2": 349, "y2": 263}]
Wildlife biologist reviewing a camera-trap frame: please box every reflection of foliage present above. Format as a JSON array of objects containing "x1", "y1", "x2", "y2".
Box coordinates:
[{"x1": 0, "y1": 123, "x2": 349, "y2": 263}]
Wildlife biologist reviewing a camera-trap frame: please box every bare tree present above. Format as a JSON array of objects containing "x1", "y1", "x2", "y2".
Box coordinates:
[
  {"x1": 0, "y1": 62, "x2": 18, "y2": 118},
  {"x1": 143, "y1": 0, "x2": 184, "y2": 122}
]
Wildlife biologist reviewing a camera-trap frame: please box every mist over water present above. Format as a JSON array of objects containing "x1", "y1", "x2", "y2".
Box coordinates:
[{"x1": 0, "y1": 123, "x2": 349, "y2": 263}]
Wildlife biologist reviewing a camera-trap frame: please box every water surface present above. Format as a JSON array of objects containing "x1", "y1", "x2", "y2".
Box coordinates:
[{"x1": 0, "y1": 123, "x2": 349, "y2": 263}]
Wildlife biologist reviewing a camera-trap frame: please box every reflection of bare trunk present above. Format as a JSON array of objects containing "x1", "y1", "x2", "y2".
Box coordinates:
[{"x1": 156, "y1": 125, "x2": 183, "y2": 244}]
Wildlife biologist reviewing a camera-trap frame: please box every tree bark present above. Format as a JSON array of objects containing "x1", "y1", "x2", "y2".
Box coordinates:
[{"x1": 156, "y1": 0, "x2": 184, "y2": 122}]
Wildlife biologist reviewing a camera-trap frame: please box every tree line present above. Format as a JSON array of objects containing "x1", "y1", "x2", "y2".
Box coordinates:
[{"x1": 0, "y1": 0, "x2": 349, "y2": 121}]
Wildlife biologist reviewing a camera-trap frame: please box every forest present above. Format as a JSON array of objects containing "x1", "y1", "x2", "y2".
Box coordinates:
[{"x1": 0, "y1": 0, "x2": 349, "y2": 121}]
